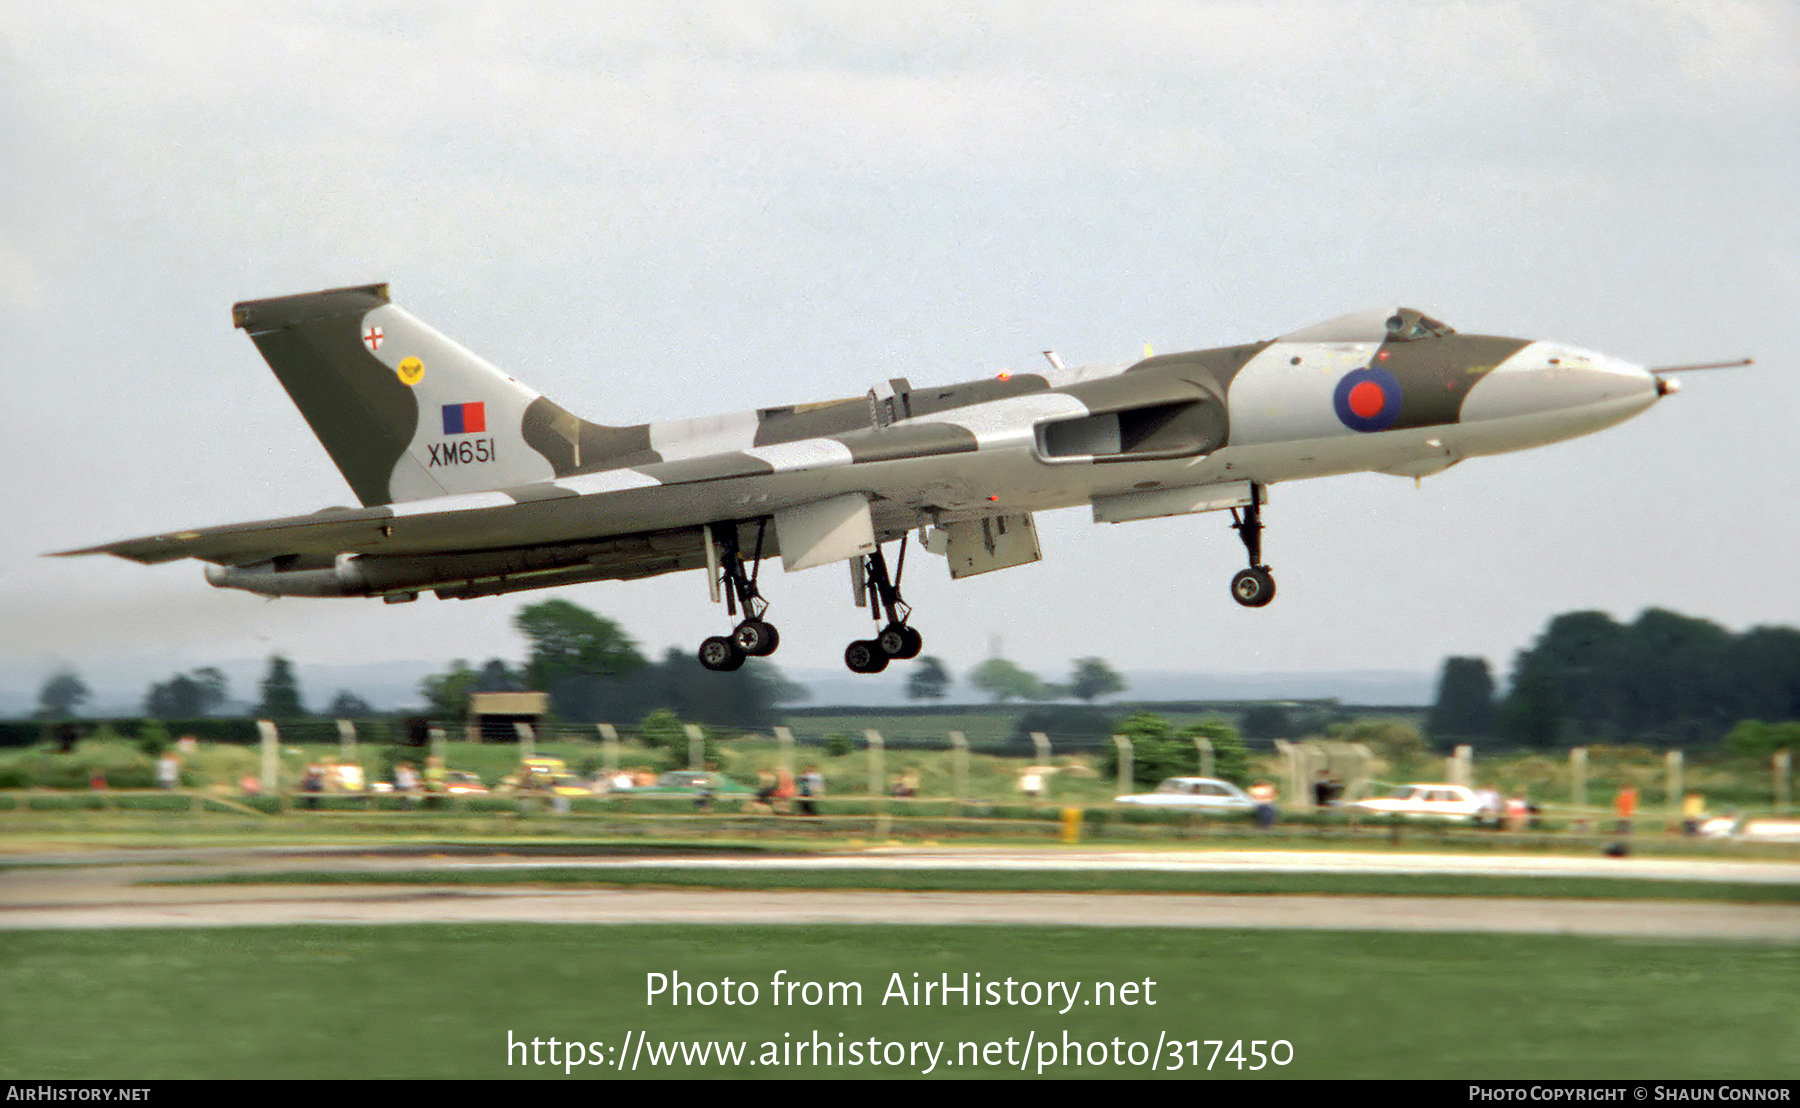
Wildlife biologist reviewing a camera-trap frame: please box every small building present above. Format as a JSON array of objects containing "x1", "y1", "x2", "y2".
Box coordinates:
[{"x1": 467, "y1": 691, "x2": 549, "y2": 743}]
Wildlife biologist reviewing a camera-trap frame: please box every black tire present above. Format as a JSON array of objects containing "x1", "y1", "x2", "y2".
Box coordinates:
[
  {"x1": 699, "y1": 636, "x2": 746, "y2": 671},
  {"x1": 732, "y1": 619, "x2": 779, "y2": 656},
  {"x1": 896, "y1": 626, "x2": 923, "y2": 659},
  {"x1": 876, "y1": 625, "x2": 909, "y2": 658},
  {"x1": 845, "y1": 640, "x2": 890, "y2": 674},
  {"x1": 1231, "y1": 567, "x2": 1276, "y2": 608}
]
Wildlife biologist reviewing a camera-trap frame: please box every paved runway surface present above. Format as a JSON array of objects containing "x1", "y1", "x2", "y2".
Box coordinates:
[
  {"x1": 428, "y1": 847, "x2": 1800, "y2": 883},
  {"x1": 4, "y1": 844, "x2": 1798, "y2": 937}
]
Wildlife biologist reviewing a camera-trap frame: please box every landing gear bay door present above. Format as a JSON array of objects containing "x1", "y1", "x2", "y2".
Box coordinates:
[
  {"x1": 925, "y1": 514, "x2": 1042, "y2": 579},
  {"x1": 776, "y1": 493, "x2": 877, "y2": 573}
]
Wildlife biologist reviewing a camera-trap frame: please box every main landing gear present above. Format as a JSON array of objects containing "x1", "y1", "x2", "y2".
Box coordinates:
[
  {"x1": 844, "y1": 539, "x2": 923, "y2": 674},
  {"x1": 691, "y1": 520, "x2": 926, "y2": 676},
  {"x1": 1228, "y1": 483, "x2": 1276, "y2": 608},
  {"x1": 698, "y1": 522, "x2": 781, "y2": 672}
]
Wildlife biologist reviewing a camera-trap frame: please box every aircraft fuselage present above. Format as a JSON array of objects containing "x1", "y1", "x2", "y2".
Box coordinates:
[{"x1": 62, "y1": 289, "x2": 1673, "y2": 671}]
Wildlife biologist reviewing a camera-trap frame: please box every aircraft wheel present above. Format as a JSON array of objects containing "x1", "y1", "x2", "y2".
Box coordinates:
[
  {"x1": 845, "y1": 640, "x2": 890, "y2": 674},
  {"x1": 876, "y1": 624, "x2": 916, "y2": 659},
  {"x1": 1231, "y1": 567, "x2": 1276, "y2": 608},
  {"x1": 895, "y1": 626, "x2": 924, "y2": 659},
  {"x1": 733, "y1": 619, "x2": 780, "y2": 656},
  {"x1": 699, "y1": 636, "x2": 746, "y2": 671}
]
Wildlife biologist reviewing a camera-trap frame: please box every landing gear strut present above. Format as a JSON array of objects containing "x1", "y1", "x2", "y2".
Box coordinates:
[
  {"x1": 845, "y1": 538, "x2": 923, "y2": 673},
  {"x1": 698, "y1": 521, "x2": 781, "y2": 672},
  {"x1": 1228, "y1": 483, "x2": 1276, "y2": 608}
]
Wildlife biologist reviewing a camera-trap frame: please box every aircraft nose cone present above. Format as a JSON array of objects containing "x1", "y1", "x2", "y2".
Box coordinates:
[
  {"x1": 1559, "y1": 356, "x2": 1659, "y2": 411},
  {"x1": 1610, "y1": 359, "x2": 1663, "y2": 416},
  {"x1": 1462, "y1": 347, "x2": 1659, "y2": 428}
]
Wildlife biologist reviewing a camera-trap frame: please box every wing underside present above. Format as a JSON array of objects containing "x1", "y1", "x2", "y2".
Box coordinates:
[
  {"x1": 53, "y1": 509, "x2": 395, "y2": 566},
  {"x1": 55, "y1": 506, "x2": 729, "y2": 601}
]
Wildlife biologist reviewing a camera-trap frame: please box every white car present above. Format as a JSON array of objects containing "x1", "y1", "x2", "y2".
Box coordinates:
[
  {"x1": 1700, "y1": 817, "x2": 1800, "y2": 842},
  {"x1": 1115, "y1": 777, "x2": 1255, "y2": 811},
  {"x1": 1350, "y1": 783, "x2": 1484, "y2": 822}
]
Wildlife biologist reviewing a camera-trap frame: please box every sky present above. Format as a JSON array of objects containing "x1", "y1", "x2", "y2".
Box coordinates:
[{"x1": 2, "y1": 1, "x2": 1796, "y2": 713}]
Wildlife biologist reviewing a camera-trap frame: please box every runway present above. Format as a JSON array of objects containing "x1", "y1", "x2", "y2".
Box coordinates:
[{"x1": 4, "y1": 844, "x2": 1797, "y2": 938}]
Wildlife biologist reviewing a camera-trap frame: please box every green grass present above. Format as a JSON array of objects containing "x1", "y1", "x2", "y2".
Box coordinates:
[
  {"x1": 782, "y1": 712, "x2": 1023, "y2": 747},
  {"x1": 6, "y1": 810, "x2": 1800, "y2": 866},
  {"x1": 1, "y1": 925, "x2": 1793, "y2": 1078},
  {"x1": 152, "y1": 866, "x2": 1800, "y2": 902}
]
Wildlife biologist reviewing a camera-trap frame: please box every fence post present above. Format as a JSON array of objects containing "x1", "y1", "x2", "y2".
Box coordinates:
[
  {"x1": 1449, "y1": 745, "x2": 1472, "y2": 788},
  {"x1": 683, "y1": 725, "x2": 705, "y2": 770},
  {"x1": 336, "y1": 718, "x2": 356, "y2": 763},
  {"x1": 1273, "y1": 739, "x2": 1296, "y2": 807},
  {"x1": 257, "y1": 719, "x2": 279, "y2": 798},
  {"x1": 1112, "y1": 735, "x2": 1132, "y2": 796},
  {"x1": 1029, "y1": 732, "x2": 1051, "y2": 799},
  {"x1": 774, "y1": 726, "x2": 795, "y2": 773},
  {"x1": 1666, "y1": 750, "x2": 1684, "y2": 815},
  {"x1": 596, "y1": 724, "x2": 619, "y2": 775},
  {"x1": 1348, "y1": 743, "x2": 1375, "y2": 801},
  {"x1": 514, "y1": 721, "x2": 536, "y2": 762},
  {"x1": 1194, "y1": 736, "x2": 1214, "y2": 780},
  {"x1": 1776, "y1": 750, "x2": 1793, "y2": 815},
  {"x1": 864, "y1": 730, "x2": 885, "y2": 798},
  {"x1": 948, "y1": 731, "x2": 968, "y2": 807},
  {"x1": 1571, "y1": 747, "x2": 1588, "y2": 809},
  {"x1": 428, "y1": 726, "x2": 446, "y2": 766}
]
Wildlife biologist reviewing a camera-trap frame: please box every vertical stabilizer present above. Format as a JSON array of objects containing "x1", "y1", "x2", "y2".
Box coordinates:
[{"x1": 232, "y1": 284, "x2": 556, "y2": 505}]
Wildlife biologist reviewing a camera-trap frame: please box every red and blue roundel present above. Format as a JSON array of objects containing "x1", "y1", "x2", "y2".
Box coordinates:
[{"x1": 1333, "y1": 367, "x2": 1403, "y2": 432}]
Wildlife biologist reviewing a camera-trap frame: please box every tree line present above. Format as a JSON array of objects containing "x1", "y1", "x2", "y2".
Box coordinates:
[
  {"x1": 33, "y1": 657, "x2": 368, "y2": 723},
  {"x1": 30, "y1": 598, "x2": 1133, "y2": 729},
  {"x1": 1429, "y1": 607, "x2": 1800, "y2": 748},
  {"x1": 37, "y1": 600, "x2": 1797, "y2": 752}
]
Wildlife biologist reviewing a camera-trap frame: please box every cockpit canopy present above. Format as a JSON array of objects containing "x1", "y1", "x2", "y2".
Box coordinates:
[{"x1": 1280, "y1": 307, "x2": 1455, "y2": 344}]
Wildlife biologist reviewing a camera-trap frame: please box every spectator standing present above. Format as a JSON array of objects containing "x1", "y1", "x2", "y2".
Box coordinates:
[
  {"x1": 1615, "y1": 785, "x2": 1638, "y2": 834},
  {"x1": 156, "y1": 751, "x2": 181, "y2": 790},
  {"x1": 1248, "y1": 781, "x2": 1278, "y2": 829}
]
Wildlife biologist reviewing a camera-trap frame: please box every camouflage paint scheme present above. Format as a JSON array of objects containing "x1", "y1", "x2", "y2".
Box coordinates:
[{"x1": 59, "y1": 283, "x2": 1664, "y2": 611}]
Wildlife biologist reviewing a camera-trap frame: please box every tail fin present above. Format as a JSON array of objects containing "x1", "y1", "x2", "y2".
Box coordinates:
[{"x1": 232, "y1": 283, "x2": 560, "y2": 505}]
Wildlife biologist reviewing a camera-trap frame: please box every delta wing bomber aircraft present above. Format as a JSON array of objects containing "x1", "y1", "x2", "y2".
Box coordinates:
[{"x1": 60, "y1": 284, "x2": 1743, "y2": 673}]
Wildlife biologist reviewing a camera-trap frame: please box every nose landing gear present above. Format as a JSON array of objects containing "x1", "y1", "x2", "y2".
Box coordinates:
[{"x1": 1228, "y1": 483, "x2": 1276, "y2": 608}]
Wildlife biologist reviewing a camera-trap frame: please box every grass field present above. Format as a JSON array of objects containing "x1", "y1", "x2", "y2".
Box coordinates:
[
  {"x1": 2, "y1": 924, "x2": 1794, "y2": 1078},
  {"x1": 7, "y1": 807, "x2": 1798, "y2": 866}
]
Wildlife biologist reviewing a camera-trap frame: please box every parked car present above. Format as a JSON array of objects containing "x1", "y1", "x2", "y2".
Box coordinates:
[
  {"x1": 1700, "y1": 816, "x2": 1800, "y2": 842},
  {"x1": 1115, "y1": 777, "x2": 1254, "y2": 811},
  {"x1": 628, "y1": 771, "x2": 757, "y2": 799},
  {"x1": 1349, "y1": 783, "x2": 1484, "y2": 822},
  {"x1": 498, "y1": 757, "x2": 593, "y2": 797},
  {"x1": 441, "y1": 770, "x2": 488, "y2": 796}
]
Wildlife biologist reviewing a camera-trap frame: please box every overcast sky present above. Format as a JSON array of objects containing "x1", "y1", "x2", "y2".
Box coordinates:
[{"x1": 3, "y1": 2, "x2": 1795, "y2": 710}]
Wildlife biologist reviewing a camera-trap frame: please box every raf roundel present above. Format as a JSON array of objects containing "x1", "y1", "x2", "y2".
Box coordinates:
[{"x1": 1332, "y1": 366, "x2": 1402, "y2": 432}]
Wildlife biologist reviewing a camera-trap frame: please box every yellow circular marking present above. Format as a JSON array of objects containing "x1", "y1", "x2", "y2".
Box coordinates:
[{"x1": 396, "y1": 356, "x2": 425, "y2": 386}]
